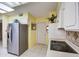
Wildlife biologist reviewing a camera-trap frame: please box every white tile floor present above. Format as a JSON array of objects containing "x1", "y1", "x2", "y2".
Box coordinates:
[
  {"x1": 0, "y1": 40, "x2": 16, "y2": 57},
  {"x1": 0, "y1": 40, "x2": 48, "y2": 57},
  {"x1": 21, "y1": 44, "x2": 48, "y2": 57}
]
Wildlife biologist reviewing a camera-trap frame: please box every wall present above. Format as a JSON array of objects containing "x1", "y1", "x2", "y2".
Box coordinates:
[
  {"x1": 0, "y1": 16, "x2": 2, "y2": 20},
  {"x1": 0, "y1": 23, "x2": 2, "y2": 40},
  {"x1": 28, "y1": 13, "x2": 37, "y2": 48},
  {"x1": 36, "y1": 18, "x2": 48, "y2": 23},
  {"x1": 48, "y1": 23, "x2": 66, "y2": 39},
  {"x1": 49, "y1": 10, "x2": 57, "y2": 18},
  {"x1": 66, "y1": 31, "x2": 79, "y2": 47},
  {"x1": 56, "y1": 2, "x2": 61, "y2": 14},
  {"x1": 2, "y1": 15, "x2": 9, "y2": 47},
  {"x1": 8, "y1": 13, "x2": 28, "y2": 24},
  {"x1": 0, "y1": 16, "x2": 2, "y2": 40}
]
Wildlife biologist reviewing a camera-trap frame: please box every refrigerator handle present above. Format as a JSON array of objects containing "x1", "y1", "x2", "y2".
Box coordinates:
[
  {"x1": 11, "y1": 28, "x2": 12, "y2": 42},
  {"x1": 7, "y1": 32, "x2": 9, "y2": 39},
  {"x1": 8, "y1": 26, "x2": 12, "y2": 43}
]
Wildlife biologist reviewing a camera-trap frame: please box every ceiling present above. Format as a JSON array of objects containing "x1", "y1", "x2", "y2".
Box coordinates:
[
  {"x1": 0, "y1": 2, "x2": 28, "y2": 13},
  {"x1": 1, "y1": 2, "x2": 28, "y2": 8},
  {"x1": 4, "y1": 2, "x2": 58, "y2": 18}
]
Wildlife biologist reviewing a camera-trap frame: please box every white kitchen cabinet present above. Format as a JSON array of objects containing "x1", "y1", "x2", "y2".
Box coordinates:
[
  {"x1": 57, "y1": 2, "x2": 79, "y2": 31},
  {"x1": 64, "y1": 2, "x2": 76, "y2": 27},
  {"x1": 63, "y1": 2, "x2": 79, "y2": 31}
]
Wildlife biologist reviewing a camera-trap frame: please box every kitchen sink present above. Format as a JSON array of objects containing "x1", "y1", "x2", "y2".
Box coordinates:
[{"x1": 50, "y1": 40, "x2": 78, "y2": 54}]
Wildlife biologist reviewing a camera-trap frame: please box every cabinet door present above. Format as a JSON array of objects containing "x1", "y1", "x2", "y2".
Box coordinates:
[{"x1": 64, "y1": 2, "x2": 76, "y2": 27}]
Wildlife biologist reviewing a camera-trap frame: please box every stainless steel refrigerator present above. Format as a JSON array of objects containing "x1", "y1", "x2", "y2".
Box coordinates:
[{"x1": 7, "y1": 21, "x2": 28, "y2": 56}]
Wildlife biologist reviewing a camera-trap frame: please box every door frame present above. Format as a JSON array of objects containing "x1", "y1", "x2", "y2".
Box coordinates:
[{"x1": 36, "y1": 22, "x2": 48, "y2": 45}]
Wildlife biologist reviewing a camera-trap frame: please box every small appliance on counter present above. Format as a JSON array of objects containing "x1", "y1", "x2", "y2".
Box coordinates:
[{"x1": 7, "y1": 19, "x2": 28, "y2": 56}]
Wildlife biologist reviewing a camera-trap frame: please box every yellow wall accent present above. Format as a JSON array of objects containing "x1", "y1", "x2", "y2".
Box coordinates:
[
  {"x1": 36, "y1": 18, "x2": 48, "y2": 23},
  {"x1": 28, "y1": 13, "x2": 37, "y2": 48},
  {"x1": 49, "y1": 10, "x2": 57, "y2": 18}
]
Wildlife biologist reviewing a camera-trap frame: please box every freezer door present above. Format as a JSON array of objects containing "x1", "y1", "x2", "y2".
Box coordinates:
[{"x1": 7, "y1": 23, "x2": 20, "y2": 55}]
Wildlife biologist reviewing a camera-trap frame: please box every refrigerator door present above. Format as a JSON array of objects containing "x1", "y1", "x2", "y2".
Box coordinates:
[
  {"x1": 7, "y1": 23, "x2": 20, "y2": 55},
  {"x1": 7, "y1": 24, "x2": 12, "y2": 52}
]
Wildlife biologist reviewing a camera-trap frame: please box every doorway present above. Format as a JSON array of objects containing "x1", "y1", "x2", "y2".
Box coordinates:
[
  {"x1": 36, "y1": 22, "x2": 48, "y2": 45},
  {"x1": 0, "y1": 20, "x2": 2, "y2": 48}
]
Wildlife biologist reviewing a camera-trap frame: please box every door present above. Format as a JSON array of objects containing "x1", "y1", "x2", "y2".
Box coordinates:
[{"x1": 36, "y1": 22, "x2": 48, "y2": 44}]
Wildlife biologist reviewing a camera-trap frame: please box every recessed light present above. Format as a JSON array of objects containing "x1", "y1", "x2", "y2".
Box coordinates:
[
  {"x1": 0, "y1": 3, "x2": 14, "y2": 12},
  {"x1": 0, "y1": 9, "x2": 6, "y2": 13}
]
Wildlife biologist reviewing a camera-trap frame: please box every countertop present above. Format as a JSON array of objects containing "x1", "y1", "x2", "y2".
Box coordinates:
[{"x1": 46, "y1": 38, "x2": 79, "y2": 57}]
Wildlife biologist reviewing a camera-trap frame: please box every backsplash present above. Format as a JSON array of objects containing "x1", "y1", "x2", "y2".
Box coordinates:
[{"x1": 66, "y1": 31, "x2": 79, "y2": 47}]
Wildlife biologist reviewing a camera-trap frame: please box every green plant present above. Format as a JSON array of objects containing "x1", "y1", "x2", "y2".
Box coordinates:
[{"x1": 48, "y1": 14, "x2": 57, "y2": 23}]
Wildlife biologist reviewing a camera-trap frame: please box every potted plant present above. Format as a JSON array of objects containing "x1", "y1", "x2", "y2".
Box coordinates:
[{"x1": 48, "y1": 14, "x2": 57, "y2": 23}]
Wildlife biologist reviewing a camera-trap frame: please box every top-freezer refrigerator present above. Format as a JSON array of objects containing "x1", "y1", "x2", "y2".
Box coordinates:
[{"x1": 7, "y1": 20, "x2": 28, "y2": 56}]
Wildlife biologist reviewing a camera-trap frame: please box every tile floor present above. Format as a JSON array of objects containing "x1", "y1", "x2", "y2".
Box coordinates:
[
  {"x1": 0, "y1": 40, "x2": 48, "y2": 57},
  {"x1": 0, "y1": 40, "x2": 16, "y2": 57},
  {"x1": 21, "y1": 44, "x2": 48, "y2": 57}
]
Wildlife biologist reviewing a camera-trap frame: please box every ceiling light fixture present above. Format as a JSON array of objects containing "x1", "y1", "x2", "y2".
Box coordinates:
[
  {"x1": 5, "y1": 2, "x2": 17, "y2": 7},
  {"x1": 0, "y1": 3, "x2": 14, "y2": 12},
  {"x1": 13, "y1": 2, "x2": 21, "y2": 5},
  {"x1": 20, "y1": 2, "x2": 28, "y2": 4},
  {"x1": 0, "y1": 9, "x2": 6, "y2": 13}
]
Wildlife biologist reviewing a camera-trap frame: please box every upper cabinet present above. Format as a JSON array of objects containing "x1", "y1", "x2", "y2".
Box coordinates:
[
  {"x1": 57, "y1": 2, "x2": 79, "y2": 31},
  {"x1": 63, "y1": 2, "x2": 76, "y2": 27}
]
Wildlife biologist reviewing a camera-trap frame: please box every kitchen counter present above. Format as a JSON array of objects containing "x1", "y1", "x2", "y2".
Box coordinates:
[{"x1": 46, "y1": 38, "x2": 79, "y2": 57}]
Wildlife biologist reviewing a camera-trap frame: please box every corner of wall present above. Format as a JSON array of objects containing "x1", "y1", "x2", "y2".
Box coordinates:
[
  {"x1": 2, "y1": 15, "x2": 9, "y2": 48},
  {"x1": 28, "y1": 13, "x2": 37, "y2": 48}
]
